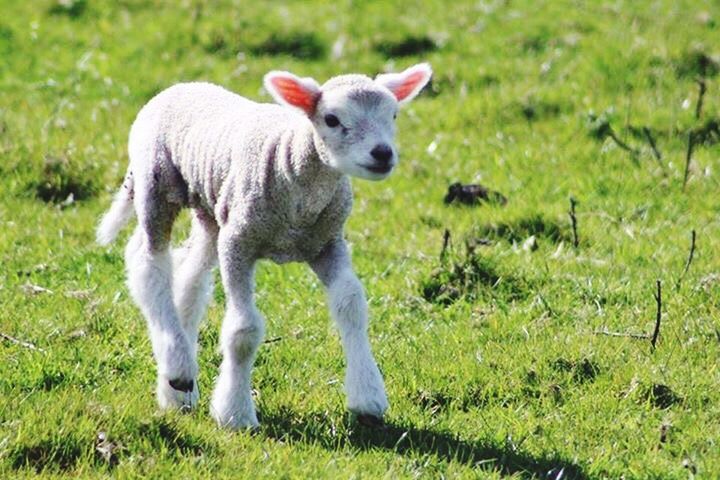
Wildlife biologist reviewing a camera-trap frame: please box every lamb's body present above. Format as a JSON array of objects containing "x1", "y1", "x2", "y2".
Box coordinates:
[
  {"x1": 97, "y1": 64, "x2": 432, "y2": 429},
  {"x1": 130, "y1": 83, "x2": 351, "y2": 264}
]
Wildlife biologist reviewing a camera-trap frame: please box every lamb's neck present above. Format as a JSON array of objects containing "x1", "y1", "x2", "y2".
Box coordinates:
[
  {"x1": 282, "y1": 122, "x2": 343, "y2": 192},
  {"x1": 276, "y1": 121, "x2": 345, "y2": 216}
]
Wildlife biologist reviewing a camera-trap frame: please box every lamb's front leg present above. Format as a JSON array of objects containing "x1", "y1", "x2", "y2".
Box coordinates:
[
  {"x1": 210, "y1": 231, "x2": 264, "y2": 429},
  {"x1": 311, "y1": 240, "x2": 389, "y2": 422}
]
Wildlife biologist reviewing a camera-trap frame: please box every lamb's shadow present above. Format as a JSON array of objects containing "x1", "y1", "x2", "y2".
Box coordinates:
[{"x1": 260, "y1": 408, "x2": 587, "y2": 479}]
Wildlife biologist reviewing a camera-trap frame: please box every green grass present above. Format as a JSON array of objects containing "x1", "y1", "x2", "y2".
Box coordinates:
[{"x1": 1, "y1": 0, "x2": 719, "y2": 477}]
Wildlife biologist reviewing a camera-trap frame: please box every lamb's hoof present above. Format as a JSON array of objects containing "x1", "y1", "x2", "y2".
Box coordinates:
[
  {"x1": 158, "y1": 377, "x2": 199, "y2": 411},
  {"x1": 169, "y1": 378, "x2": 194, "y2": 393},
  {"x1": 213, "y1": 412, "x2": 260, "y2": 431},
  {"x1": 356, "y1": 414, "x2": 385, "y2": 428}
]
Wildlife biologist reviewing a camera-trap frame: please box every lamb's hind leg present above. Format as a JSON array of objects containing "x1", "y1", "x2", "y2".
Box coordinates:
[
  {"x1": 125, "y1": 161, "x2": 197, "y2": 410},
  {"x1": 171, "y1": 209, "x2": 219, "y2": 403}
]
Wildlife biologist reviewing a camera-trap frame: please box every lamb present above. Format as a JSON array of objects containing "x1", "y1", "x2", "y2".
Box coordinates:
[{"x1": 96, "y1": 63, "x2": 432, "y2": 429}]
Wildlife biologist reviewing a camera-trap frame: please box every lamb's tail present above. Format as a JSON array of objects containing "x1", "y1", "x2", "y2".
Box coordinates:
[{"x1": 96, "y1": 172, "x2": 135, "y2": 246}]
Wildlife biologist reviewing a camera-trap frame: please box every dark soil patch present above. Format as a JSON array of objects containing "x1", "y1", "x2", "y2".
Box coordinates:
[
  {"x1": 38, "y1": 369, "x2": 68, "y2": 391},
  {"x1": 642, "y1": 383, "x2": 682, "y2": 409},
  {"x1": 675, "y1": 48, "x2": 719, "y2": 78},
  {"x1": 421, "y1": 253, "x2": 526, "y2": 305},
  {"x1": 476, "y1": 214, "x2": 570, "y2": 245},
  {"x1": 690, "y1": 118, "x2": 720, "y2": 146},
  {"x1": 250, "y1": 31, "x2": 326, "y2": 60},
  {"x1": 551, "y1": 357, "x2": 601, "y2": 384},
  {"x1": 30, "y1": 155, "x2": 98, "y2": 203},
  {"x1": 518, "y1": 98, "x2": 564, "y2": 122},
  {"x1": 10, "y1": 435, "x2": 84, "y2": 472},
  {"x1": 374, "y1": 35, "x2": 437, "y2": 57},
  {"x1": 444, "y1": 182, "x2": 507, "y2": 206}
]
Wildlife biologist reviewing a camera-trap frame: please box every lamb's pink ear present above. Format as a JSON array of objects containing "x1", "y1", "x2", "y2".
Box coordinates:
[
  {"x1": 263, "y1": 71, "x2": 321, "y2": 116},
  {"x1": 375, "y1": 63, "x2": 433, "y2": 105}
]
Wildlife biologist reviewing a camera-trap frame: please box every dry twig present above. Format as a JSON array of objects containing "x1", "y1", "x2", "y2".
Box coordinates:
[
  {"x1": 676, "y1": 229, "x2": 697, "y2": 290},
  {"x1": 608, "y1": 129, "x2": 639, "y2": 157},
  {"x1": 651, "y1": 280, "x2": 662, "y2": 351},
  {"x1": 0, "y1": 331, "x2": 46, "y2": 353},
  {"x1": 440, "y1": 228, "x2": 451, "y2": 261},
  {"x1": 641, "y1": 126, "x2": 663, "y2": 167},
  {"x1": 695, "y1": 78, "x2": 707, "y2": 120},
  {"x1": 569, "y1": 197, "x2": 579, "y2": 249},
  {"x1": 683, "y1": 132, "x2": 695, "y2": 190},
  {"x1": 594, "y1": 327, "x2": 651, "y2": 340}
]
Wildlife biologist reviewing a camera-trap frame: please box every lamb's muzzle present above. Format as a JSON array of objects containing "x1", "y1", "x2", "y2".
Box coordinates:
[{"x1": 96, "y1": 62, "x2": 432, "y2": 429}]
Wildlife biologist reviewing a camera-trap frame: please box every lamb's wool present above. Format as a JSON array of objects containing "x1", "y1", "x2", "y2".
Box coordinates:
[
  {"x1": 97, "y1": 64, "x2": 432, "y2": 429},
  {"x1": 128, "y1": 82, "x2": 353, "y2": 263}
]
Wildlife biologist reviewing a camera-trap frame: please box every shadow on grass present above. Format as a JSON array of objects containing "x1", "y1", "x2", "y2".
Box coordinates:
[{"x1": 260, "y1": 408, "x2": 587, "y2": 479}]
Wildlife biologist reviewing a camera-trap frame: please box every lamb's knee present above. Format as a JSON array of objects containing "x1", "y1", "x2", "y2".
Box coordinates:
[
  {"x1": 221, "y1": 313, "x2": 265, "y2": 361},
  {"x1": 328, "y1": 270, "x2": 367, "y2": 328}
]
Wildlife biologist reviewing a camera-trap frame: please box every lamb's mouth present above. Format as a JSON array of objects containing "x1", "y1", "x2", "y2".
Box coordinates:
[{"x1": 363, "y1": 164, "x2": 392, "y2": 174}]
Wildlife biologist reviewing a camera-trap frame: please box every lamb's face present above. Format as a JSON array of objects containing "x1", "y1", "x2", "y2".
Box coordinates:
[
  {"x1": 264, "y1": 64, "x2": 432, "y2": 181},
  {"x1": 312, "y1": 82, "x2": 399, "y2": 181}
]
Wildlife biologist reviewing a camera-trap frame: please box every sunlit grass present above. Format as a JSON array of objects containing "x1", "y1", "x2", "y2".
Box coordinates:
[{"x1": 1, "y1": 0, "x2": 719, "y2": 478}]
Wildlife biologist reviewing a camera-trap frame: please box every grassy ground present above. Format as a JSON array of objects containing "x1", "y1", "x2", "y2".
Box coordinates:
[{"x1": 1, "y1": 0, "x2": 720, "y2": 477}]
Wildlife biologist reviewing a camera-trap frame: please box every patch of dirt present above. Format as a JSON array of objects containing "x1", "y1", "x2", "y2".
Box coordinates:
[
  {"x1": 642, "y1": 383, "x2": 683, "y2": 409},
  {"x1": 518, "y1": 97, "x2": 564, "y2": 122},
  {"x1": 550, "y1": 357, "x2": 601, "y2": 384},
  {"x1": 675, "y1": 47, "x2": 720, "y2": 78},
  {"x1": 476, "y1": 214, "x2": 570, "y2": 245},
  {"x1": 10, "y1": 436, "x2": 83, "y2": 472},
  {"x1": 421, "y1": 253, "x2": 526, "y2": 305},
  {"x1": 29, "y1": 155, "x2": 98, "y2": 204},
  {"x1": 374, "y1": 35, "x2": 437, "y2": 57},
  {"x1": 250, "y1": 31, "x2": 326, "y2": 60},
  {"x1": 444, "y1": 182, "x2": 507, "y2": 206}
]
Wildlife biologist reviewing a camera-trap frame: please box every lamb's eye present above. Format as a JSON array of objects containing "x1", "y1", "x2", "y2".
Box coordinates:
[
  {"x1": 324, "y1": 114, "x2": 340, "y2": 128},
  {"x1": 393, "y1": 112, "x2": 397, "y2": 120}
]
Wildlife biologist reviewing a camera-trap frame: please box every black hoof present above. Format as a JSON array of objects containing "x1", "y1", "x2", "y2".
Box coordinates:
[
  {"x1": 356, "y1": 414, "x2": 385, "y2": 428},
  {"x1": 169, "y1": 378, "x2": 194, "y2": 393}
]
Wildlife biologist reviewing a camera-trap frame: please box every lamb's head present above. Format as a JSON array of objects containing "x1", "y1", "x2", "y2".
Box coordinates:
[{"x1": 264, "y1": 63, "x2": 432, "y2": 180}]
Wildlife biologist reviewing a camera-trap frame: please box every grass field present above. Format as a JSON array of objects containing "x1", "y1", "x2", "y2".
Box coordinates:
[{"x1": 1, "y1": 0, "x2": 720, "y2": 477}]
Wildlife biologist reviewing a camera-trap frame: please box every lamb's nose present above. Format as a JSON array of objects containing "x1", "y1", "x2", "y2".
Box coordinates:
[{"x1": 371, "y1": 144, "x2": 393, "y2": 164}]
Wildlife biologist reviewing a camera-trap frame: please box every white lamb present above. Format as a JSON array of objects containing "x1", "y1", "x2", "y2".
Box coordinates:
[{"x1": 96, "y1": 63, "x2": 432, "y2": 429}]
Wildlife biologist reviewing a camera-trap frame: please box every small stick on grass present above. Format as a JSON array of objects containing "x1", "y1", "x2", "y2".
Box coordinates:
[
  {"x1": 675, "y1": 229, "x2": 697, "y2": 290},
  {"x1": 608, "y1": 129, "x2": 639, "y2": 157},
  {"x1": 683, "y1": 132, "x2": 695, "y2": 190},
  {"x1": 0, "y1": 332, "x2": 46, "y2": 353},
  {"x1": 440, "y1": 228, "x2": 451, "y2": 261},
  {"x1": 642, "y1": 126, "x2": 663, "y2": 167},
  {"x1": 651, "y1": 280, "x2": 662, "y2": 351},
  {"x1": 695, "y1": 78, "x2": 707, "y2": 120},
  {"x1": 594, "y1": 327, "x2": 651, "y2": 340},
  {"x1": 569, "y1": 197, "x2": 579, "y2": 249}
]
